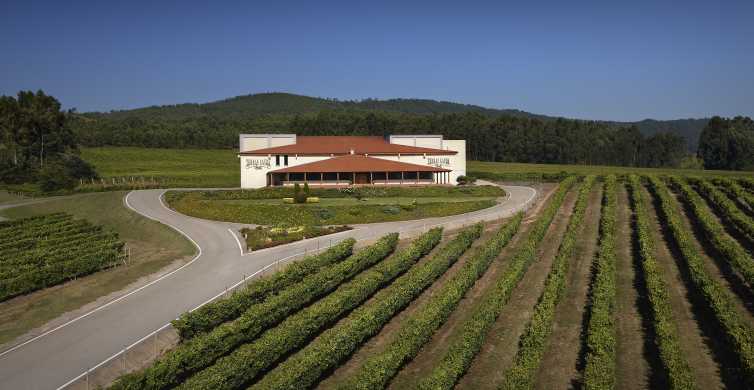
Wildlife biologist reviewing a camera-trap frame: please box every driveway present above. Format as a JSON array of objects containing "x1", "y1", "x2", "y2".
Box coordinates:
[{"x1": 0, "y1": 184, "x2": 536, "y2": 390}]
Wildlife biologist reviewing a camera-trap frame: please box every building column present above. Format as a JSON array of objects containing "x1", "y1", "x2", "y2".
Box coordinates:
[
  {"x1": 385, "y1": 171, "x2": 388, "y2": 185},
  {"x1": 400, "y1": 172, "x2": 404, "y2": 185},
  {"x1": 336, "y1": 172, "x2": 340, "y2": 185},
  {"x1": 369, "y1": 171, "x2": 373, "y2": 184},
  {"x1": 416, "y1": 171, "x2": 419, "y2": 184}
]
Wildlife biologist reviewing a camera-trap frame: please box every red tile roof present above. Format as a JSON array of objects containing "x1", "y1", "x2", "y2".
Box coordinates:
[
  {"x1": 239, "y1": 136, "x2": 456, "y2": 156},
  {"x1": 269, "y1": 155, "x2": 450, "y2": 173}
]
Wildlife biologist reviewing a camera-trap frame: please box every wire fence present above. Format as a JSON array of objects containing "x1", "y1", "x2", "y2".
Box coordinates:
[{"x1": 59, "y1": 185, "x2": 540, "y2": 390}]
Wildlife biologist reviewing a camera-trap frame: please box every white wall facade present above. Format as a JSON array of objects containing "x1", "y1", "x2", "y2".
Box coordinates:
[{"x1": 239, "y1": 134, "x2": 466, "y2": 188}]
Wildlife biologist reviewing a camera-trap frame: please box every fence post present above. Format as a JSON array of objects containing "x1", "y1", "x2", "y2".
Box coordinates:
[
  {"x1": 122, "y1": 345, "x2": 127, "y2": 373},
  {"x1": 86, "y1": 368, "x2": 90, "y2": 390},
  {"x1": 154, "y1": 332, "x2": 158, "y2": 359}
]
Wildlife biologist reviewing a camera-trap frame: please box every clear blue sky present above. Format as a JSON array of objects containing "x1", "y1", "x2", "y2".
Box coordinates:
[{"x1": 1, "y1": 0, "x2": 752, "y2": 121}]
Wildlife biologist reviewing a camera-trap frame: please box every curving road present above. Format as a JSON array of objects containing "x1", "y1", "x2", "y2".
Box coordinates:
[{"x1": 0, "y1": 184, "x2": 536, "y2": 390}]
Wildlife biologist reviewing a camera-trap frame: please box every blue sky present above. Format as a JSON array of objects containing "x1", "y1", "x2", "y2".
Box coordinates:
[{"x1": 1, "y1": 0, "x2": 752, "y2": 121}]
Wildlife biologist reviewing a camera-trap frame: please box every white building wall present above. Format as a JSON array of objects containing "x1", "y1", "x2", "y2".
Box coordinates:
[
  {"x1": 239, "y1": 134, "x2": 296, "y2": 153},
  {"x1": 240, "y1": 154, "x2": 332, "y2": 188},
  {"x1": 239, "y1": 134, "x2": 466, "y2": 188},
  {"x1": 389, "y1": 135, "x2": 443, "y2": 149}
]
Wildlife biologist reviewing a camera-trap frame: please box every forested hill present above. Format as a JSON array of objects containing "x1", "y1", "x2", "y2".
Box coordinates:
[
  {"x1": 76, "y1": 92, "x2": 707, "y2": 150},
  {"x1": 84, "y1": 93, "x2": 545, "y2": 121}
]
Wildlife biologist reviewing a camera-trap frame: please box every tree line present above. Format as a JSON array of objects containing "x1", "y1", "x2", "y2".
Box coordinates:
[
  {"x1": 697, "y1": 116, "x2": 754, "y2": 171},
  {"x1": 72, "y1": 109, "x2": 690, "y2": 168},
  {"x1": 0, "y1": 90, "x2": 96, "y2": 189}
]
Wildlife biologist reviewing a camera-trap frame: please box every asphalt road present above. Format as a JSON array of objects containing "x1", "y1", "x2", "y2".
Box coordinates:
[{"x1": 0, "y1": 183, "x2": 536, "y2": 390}]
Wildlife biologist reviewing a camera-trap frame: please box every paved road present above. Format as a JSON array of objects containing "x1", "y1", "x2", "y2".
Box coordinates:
[{"x1": 0, "y1": 184, "x2": 536, "y2": 390}]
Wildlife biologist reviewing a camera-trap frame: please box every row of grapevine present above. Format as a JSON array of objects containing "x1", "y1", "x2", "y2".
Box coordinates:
[
  {"x1": 172, "y1": 238, "x2": 356, "y2": 340},
  {"x1": 183, "y1": 227, "x2": 457, "y2": 389},
  {"x1": 0, "y1": 231, "x2": 119, "y2": 267},
  {"x1": 501, "y1": 176, "x2": 596, "y2": 389},
  {"x1": 340, "y1": 213, "x2": 524, "y2": 390},
  {"x1": 416, "y1": 176, "x2": 577, "y2": 389},
  {"x1": 110, "y1": 233, "x2": 399, "y2": 390},
  {"x1": 671, "y1": 177, "x2": 754, "y2": 288},
  {"x1": 688, "y1": 177, "x2": 754, "y2": 243},
  {"x1": 582, "y1": 175, "x2": 618, "y2": 390},
  {"x1": 739, "y1": 178, "x2": 754, "y2": 193},
  {"x1": 0, "y1": 218, "x2": 93, "y2": 247},
  {"x1": 0, "y1": 212, "x2": 69, "y2": 234},
  {"x1": 713, "y1": 177, "x2": 754, "y2": 214},
  {"x1": 628, "y1": 175, "x2": 695, "y2": 389},
  {"x1": 0, "y1": 213, "x2": 125, "y2": 302},
  {"x1": 649, "y1": 176, "x2": 754, "y2": 387}
]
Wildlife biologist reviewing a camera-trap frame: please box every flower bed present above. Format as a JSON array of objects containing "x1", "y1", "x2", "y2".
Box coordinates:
[{"x1": 241, "y1": 225, "x2": 352, "y2": 251}]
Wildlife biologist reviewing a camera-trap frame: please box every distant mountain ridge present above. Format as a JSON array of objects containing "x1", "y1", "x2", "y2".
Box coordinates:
[{"x1": 84, "y1": 92, "x2": 708, "y2": 151}]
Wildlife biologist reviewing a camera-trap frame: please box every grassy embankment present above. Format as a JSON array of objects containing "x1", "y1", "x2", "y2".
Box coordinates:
[
  {"x1": 80, "y1": 148, "x2": 754, "y2": 190},
  {"x1": 81, "y1": 147, "x2": 239, "y2": 188},
  {"x1": 0, "y1": 192, "x2": 194, "y2": 347},
  {"x1": 469, "y1": 161, "x2": 754, "y2": 181}
]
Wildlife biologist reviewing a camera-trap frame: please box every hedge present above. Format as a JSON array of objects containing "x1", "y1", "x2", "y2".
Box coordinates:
[
  {"x1": 649, "y1": 176, "x2": 754, "y2": 387},
  {"x1": 672, "y1": 177, "x2": 754, "y2": 289},
  {"x1": 628, "y1": 175, "x2": 695, "y2": 389},
  {"x1": 688, "y1": 177, "x2": 754, "y2": 244},
  {"x1": 109, "y1": 234, "x2": 398, "y2": 390},
  {"x1": 416, "y1": 175, "x2": 577, "y2": 390},
  {"x1": 179, "y1": 227, "x2": 451, "y2": 389},
  {"x1": 582, "y1": 175, "x2": 618, "y2": 390},
  {"x1": 500, "y1": 176, "x2": 595, "y2": 389},
  {"x1": 335, "y1": 212, "x2": 524, "y2": 390},
  {"x1": 171, "y1": 238, "x2": 355, "y2": 340}
]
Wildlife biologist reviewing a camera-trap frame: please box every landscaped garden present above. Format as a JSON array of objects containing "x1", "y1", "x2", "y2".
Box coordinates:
[
  {"x1": 241, "y1": 225, "x2": 352, "y2": 251},
  {"x1": 165, "y1": 185, "x2": 504, "y2": 226}
]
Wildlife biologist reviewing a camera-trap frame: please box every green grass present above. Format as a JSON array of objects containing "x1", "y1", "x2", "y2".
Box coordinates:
[
  {"x1": 222, "y1": 196, "x2": 496, "y2": 206},
  {"x1": 469, "y1": 161, "x2": 754, "y2": 180},
  {"x1": 0, "y1": 192, "x2": 195, "y2": 346},
  {"x1": 166, "y1": 191, "x2": 496, "y2": 226},
  {"x1": 81, "y1": 147, "x2": 239, "y2": 187}
]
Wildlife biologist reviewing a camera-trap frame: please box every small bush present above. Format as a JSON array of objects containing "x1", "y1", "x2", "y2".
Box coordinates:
[
  {"x1": 400, "y1": 199, "x2": 418, "y2": 211},
  {"x1": 306, "y1": 197, "x2": 320, "y2": 203},
  {"x1": 382, "y1": 205, "x2": 401, "y2": 215},
  {"x1": 316, "y1": 208, "x2": 335, "y2": 220},
  {"x1": 283, "y1": 197, "x2": 294, "y2": 204}
]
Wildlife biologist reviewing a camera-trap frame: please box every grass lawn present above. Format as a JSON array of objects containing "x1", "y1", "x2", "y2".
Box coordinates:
[
  {"x1": 469, "y1": 161, "x2": 754, "y2": 180},
  {"x1": 222, "y1": 196, "x2": 497, "y2": 206},
  {"x1": 81, "y1": 147, "x2": 239, "y2": 188},
  {"x1": 0, "y1": 192, "x2": 195, "y2": 347},
  {"x1": 166, "y1": 191, "x2": 497, "y2": 225}
]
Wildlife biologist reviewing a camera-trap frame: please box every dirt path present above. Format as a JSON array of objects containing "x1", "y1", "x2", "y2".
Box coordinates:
[
  {"x1": 315, "y1": 222, "x2": 505, "y2": 389},
  {"x1": 451, "y1": 187, "x2": 579, "y2": 390},
  {"x1": 671, "y1": 190, "x2": 754, "y2": 324},
  {"x1": 646, "y1": 185, "x2": 725, "y2": 389},
  {"x1": 611, "y1": 185, "x2": 656, "y2": 389},
  {"x1": 533, "y1": 183, "x2": 603, "y2": 389}
]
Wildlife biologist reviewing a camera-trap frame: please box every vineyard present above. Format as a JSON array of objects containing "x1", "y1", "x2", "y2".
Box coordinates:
[
  {"x1": 104, "y1": 175, "x2": 754, "y2": 389},
  {"x1": 0, "y1": 213, "x2": 126, "y2": 302}
]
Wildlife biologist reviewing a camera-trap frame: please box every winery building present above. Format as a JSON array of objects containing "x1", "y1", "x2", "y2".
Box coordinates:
[{"x1": 238, "y1": 134, "x2": 466, "y2": 189}]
